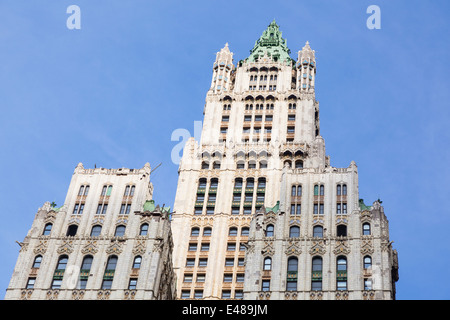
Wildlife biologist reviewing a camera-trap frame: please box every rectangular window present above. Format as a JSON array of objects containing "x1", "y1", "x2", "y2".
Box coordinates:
[
  {"x1": 235, "y1": 291, "x2": 243, "y2": 299},
  {"x1": 73, "y1": 204, "x2": 79, "y2": 215},
  {"x1": 186, "y1": 259, "x2": 195, "y2": 267},
  {"x1": 222, "y1": 116, "x2": 229, "y2": 122},
  {"x1": 194, "y1": 290, "x2": 203, "y2": 299},
  {"x1": 198, "y1": 259, "x2": 208, "y2": 267},
  {"x1": 265, "y1": 115, "x2": 273, "y2": 122},
  {"x1": 337, "y1": 203, "x2": 341, "y2": 214},
  {"x1": 288, "y1": 115, "x2": 296, "y2": 121},
  {"x1": 26, "y1": 278, "x2": 36, "y2": 289},
  {"x1": 222, "y1": 290, "x2": 231, "y2": 299},
  {"x1": 287, "y1": 126, "x2": 295, "y2": 133},
  {"x1": 227, "y1": 243, "x2": 236, "y2": 251},
  {"x1": 102, "y1": 204, "x2": 108, "y2": 215},
  {"x1": 244, "y1": 115, "x2": 252, "y2": 122},
  {"x1": 183, "y1": 274, "x2": 193, "y2": 283},
  {"x1": 225, "y1": 258, "x2": 234, "y2": 267},
  {"x1": 262, "y1": 280, "x2": 270, "y2": 292},
  {"x1": 314, "y1": 204, "x2": 318, "y2": 215},
  {"x1": 196, "y1": 274, "x2": 205, "y2": 283},
  {"x1": 236, "y1": 274, "x2": 245, "y2": 282},
  {"x1": 120, "y1": 204, "x2": 126, "y2": 215},
  {"x1": 296, "y1": 204, "x2": 301, "y2": 215},
  {"x1": 224, "y1": 274, "x2": 233, "y2": 282},
  {"x1": 201, "y1": 243, "x2": 210, "y2": 251},
  {"x1": 255, "y1": 115, "x2": 262, "y2": 122},
  {"x1": 128, "y1": 278, "x2": 138, "y2": 290},
  {"x1": 238, "y1": 258, "x2": 245, "y2": 267},
  {"x1": 181, "y1": 290, "x2": 190, "y2": 299},
  {"x1": 319, "y1": 204, "x2": 324, "y2": 215},
  {"x1": 343, "y1": 203, "x2": 347, "y2": 214},
  {"x1": 188, "y1": 243, "x2": 197, "y2": 251}
]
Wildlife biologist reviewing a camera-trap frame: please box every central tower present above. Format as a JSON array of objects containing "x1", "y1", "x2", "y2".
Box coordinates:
[{"x1": 171, "y1": 21, "x2": 398, "y2": 300}]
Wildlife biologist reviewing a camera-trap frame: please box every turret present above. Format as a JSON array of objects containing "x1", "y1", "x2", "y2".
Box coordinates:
[
  {"x1": 210, "y1": 43, "x2": 234, "y2": 94},
  {"x1": 297, "y1": 41, "x2": 316, "y2": 93}
]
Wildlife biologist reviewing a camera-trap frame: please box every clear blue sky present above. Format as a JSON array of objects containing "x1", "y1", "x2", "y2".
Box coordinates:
[{"x1": 0, "y1": 0, "x2": 449, "y2": 300}]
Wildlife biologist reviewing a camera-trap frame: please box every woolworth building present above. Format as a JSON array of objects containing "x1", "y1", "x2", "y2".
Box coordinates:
[{"x1": 6, "y1": 21, "x2": 399, "y2": 300}]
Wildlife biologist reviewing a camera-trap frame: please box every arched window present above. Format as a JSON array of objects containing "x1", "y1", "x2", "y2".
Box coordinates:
[
  {"x1": 43, "y1": 223, "x2": 52, "y2": 236},
  {"x1": 140, "y1": 223, "x2": 149, "y2": 236},
  {"x1": 286, "y1": 257, "x2": 298, "y2": 291},
  {"x1": 51, "y1": 255, "x2": 68, "y2": 289},
  {"x1": 295, "y1": 160, "x2": 303, "y2": 169},
  {"x1": 337, "y1": 185, "x2": 341, "y2": 195},
  {"x1": 241, "y1": 227, "x2": 250, "y2": 236},
  {"x1": 234, "y1": 178, "x2": 243, "y2": 188},
  {"x1": 265, "y1": 224, "x2": 274, "y2": 237},
  {"x1": 337, "y1": 225, "x2": 347, "y2": 237},
  {"x1": 201, "y1": 161, "x2": 209, "y2": 169},
  {"x1": 102, "y1": 255, "x2": 118, "y2": 289},
  {"x1": 90, "y1": 225, "x2": 102, "y2": 237},
  {"x1": 246, "y1": 178, "x2": 254, "y2": 188},
  {"x1": 311, "y1": 256, "x2": 323, "y2": 291},
  {"x1": 319, "y1": 185, "x2": 324, "y2": 196},
  {"x1": 66, "y1": 224, "x2": 78, "y2": 237},
  {"x1": 313, "y1": 225, "x2": 323, "y2": 238},
  {"x1": 203, "y1": 227, "x2": 212, "y2": 236},
  {"x1": 81, "y1": 255, "x2": 93, "y2": 271},
  {"x1": 79, "y1": 255, "x2": 93, "y2": 289},
  {"x1": 336, "y1": 256, "x2": 348, "y2": 291},
  {"x1": 198, "y1": 178, "x2": 207, "y2": 190},
  {"x1": 114, "y1": 225, "x2": 126, "y2": 237},
  {"x1": 210, "y1": 178, "x2": 218, "y2": 188},
  {"x1": 106, "y1": 255, "x2": 118, "y2": 271},
  {"x1": 191, "y1": 227, "x2": 200, "y2": 237},
  {"x1": 130, "y1": 185, "x2": 135, "y2": 196},
  {"x1": 364, "y1": 256, "x2": 372, "y2": 269},
  {"x1": 263, "y1": 257, "x2": 272, "y2": 270},
  {"x1": 257, "y1": 178, "x2": 266, "y2": 188},
  {"x1": 213, "y1": 161, "x2": 221, "y2": 169},
  {"x1": 229, "y1": 227, "x2": 238, "y2": 236},
  {"x1": 289, "y1": 226, "x2": 300, "y2": 238},
  {"x1": 362, "y1": 223, "x2": 371, "y2": 236},
  {"x1": 133, "y1": 256, "x2": 142, "y2": 269},
  {"x1": 32, "y1": 255, "x2": 42, "y2": 268}
]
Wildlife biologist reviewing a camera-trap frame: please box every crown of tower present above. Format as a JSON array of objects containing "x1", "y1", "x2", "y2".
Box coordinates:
[{"x1": 246, "y1": 20, "x2": 293, "y2": 64}]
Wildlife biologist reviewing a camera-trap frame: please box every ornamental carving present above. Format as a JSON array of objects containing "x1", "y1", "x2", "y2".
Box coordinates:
[
  {"x1": 258, "y1": 292, "x2": 271, "y2": 300},
  {"x1": 97, "y1": 290, "x2": 111, "y2": 300},
  {"x1": 132, "y1": 239, "x2": 147, "y2": 255},
  {"x1": 124, "y1": 290, "x2": 137, "y2": 300},
  {"x1": 72, "y1": 290, "x2": 85, "y2": 300},
  {"x1": 34, "y1": 240, "x2": 49, "y2": 255},
  {"x1": 106, "y1": 240, "x2": 124, "y2": 254},
  {"x1": 152, "y1": 239, "x2": 164, "y2": 253},
  {"x1": 363, "y1": 291, "x2": 375, "y2": 300},
  {"x1": 285, "y1": 240, "x2": 302, "y2": 256},
  {"x1": 309, "y1": 239, "x2": 326, "y2": 255},
  {"x1": 46, "y1": 289, "x2": 59, "y2": 300},
  {"x1": 261, "y1": 240, "x2": 274, "y2": 256},
  {"x1": 333, "y1": 240, "x2": 350, "y2": 255},
  {"x1": 81, "y1": 240, "x2": 98, "y2": 254},
  {"x1": 284, "y1": 292, "x2": 298, "y2": 300},
  {"x1": 20, "y1": 289, "x2": 33, "y2": 300},
  {"x1": 360, "y1": 238, "x2": 374, "y2": 255},
  {"x1": 57, "y1": 240, "x2": 74, "y2": 254},
  {"x1": 309, "y1": 291, "x2": 323, "y2": 300},
  {"x1": 335, "y1": 291, "x2": 349, "y2": 300}
]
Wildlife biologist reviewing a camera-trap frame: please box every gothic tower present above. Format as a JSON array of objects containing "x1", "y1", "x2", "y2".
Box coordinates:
[{"x1": 171, "y1": 20, "x2": 398, "y2": 300}]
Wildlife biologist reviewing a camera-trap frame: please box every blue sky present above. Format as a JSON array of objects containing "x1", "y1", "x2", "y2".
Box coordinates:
[{"x1": 0, "y1": 0, "x2": 449, "y2": 300}]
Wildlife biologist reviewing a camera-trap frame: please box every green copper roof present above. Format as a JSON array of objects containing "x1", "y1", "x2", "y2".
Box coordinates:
[
  {"x1": 265, "y1": 201, "x2": 280, "y2": 213},
  {"x1": 247, "y1": 20, "x2": 293, "y2": 64},
  {"x1": 359, "y1": 199, "x2": 372, "y2": 211},
  {"x1": 143, "y1": 200, "x2": 170, "y2": 213}
]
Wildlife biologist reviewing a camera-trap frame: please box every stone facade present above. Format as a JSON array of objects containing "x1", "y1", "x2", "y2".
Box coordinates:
[
  {"x1": 5, "y1": 163, "x2": 176, "y2": 300},
  {"x1": 171, "y1": 21, "x2": 398, "y2": 300}
]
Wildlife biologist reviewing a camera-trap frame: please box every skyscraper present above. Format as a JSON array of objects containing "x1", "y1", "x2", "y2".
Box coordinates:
[
  {"x1": 6, "y1": 163, "x2": 176, "y2": 300},
  {"x1": 171, "y1": 20, "x2": 399, "y2": 300}
]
